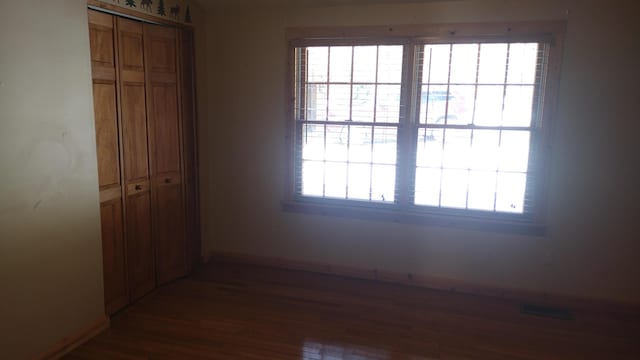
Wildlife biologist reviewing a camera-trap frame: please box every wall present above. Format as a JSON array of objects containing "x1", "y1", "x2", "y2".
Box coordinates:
[
  {"x1": 201, "y1": 0, "x2": 640, "y2": 304},
  {"x1": 0, "y1": 1, "x2": 105, "y2": 358}
]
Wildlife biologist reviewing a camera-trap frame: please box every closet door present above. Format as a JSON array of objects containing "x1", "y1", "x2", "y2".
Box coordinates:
[
  {"x1": 88, "y1": 10, "x2": 128, "y2": 315},
  {"x1": 117, "y1": 18, "x2": 156, "y2": 300},
  {"x1": 144, "y1": 24, "x2": 188, "y2": 284}
]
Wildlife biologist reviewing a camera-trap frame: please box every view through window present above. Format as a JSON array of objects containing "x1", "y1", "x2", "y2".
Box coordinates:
[{"x1": 289, "y1": 26, "x2": 559, "y2": 225}]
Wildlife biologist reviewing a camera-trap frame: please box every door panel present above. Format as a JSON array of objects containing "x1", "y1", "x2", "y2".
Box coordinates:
[
  {"x1": 93, "y1": 82, "x2": 120, "y2": 188},
  {"x1": 126, "y1": 192, "x2": 155, "y2": 300},
  {"x1": 145, "y1": 23, "x2": 187, "y2": 284},
  {"x1": 89, "y1": 9, "x2": 128, "y2": 315},
  {"x1": 151, "y1": 84, "x2": 181, "y2": 174},
  {"x1": 121, "y1": 84, "x2": 149, "y2": 182},
  {"x1": 100, "y1": 199, "x2": 128, "y2": 315},
  {"x1": 154, "y1": 182, "x2": 187, "y2": 284}
]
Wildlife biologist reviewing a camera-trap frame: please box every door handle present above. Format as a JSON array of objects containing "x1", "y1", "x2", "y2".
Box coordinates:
[
  {"x1": 164, "y1": 178, "x2": 171, "y2": 184},
  {"x1": 135, "y1": 184, "x2": 143, "y2": 190}
]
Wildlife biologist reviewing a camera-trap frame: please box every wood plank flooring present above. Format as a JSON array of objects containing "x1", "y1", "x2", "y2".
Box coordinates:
[{"x1": 66, "y1": 261, "x2": 640, "y2": 359}]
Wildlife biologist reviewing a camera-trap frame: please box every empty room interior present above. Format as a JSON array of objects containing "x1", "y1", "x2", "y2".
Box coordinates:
[{"x1": 1, "y1": 0, "x2": 639, "y2": 359}]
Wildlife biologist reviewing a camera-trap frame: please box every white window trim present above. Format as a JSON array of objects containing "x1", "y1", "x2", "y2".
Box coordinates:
[{"x1": 283, "y1": 21, "x2": 565, "y2": 235}]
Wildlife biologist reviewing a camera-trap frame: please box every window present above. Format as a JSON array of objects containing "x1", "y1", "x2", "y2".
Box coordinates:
[{"x1": 285, "y1": 23, "x2": 564, "y2": 233}]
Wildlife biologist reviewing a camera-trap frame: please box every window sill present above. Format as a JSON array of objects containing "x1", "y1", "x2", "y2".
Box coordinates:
[{"x1": 282, "y1": 199, "x2": 546, "y2": 236}]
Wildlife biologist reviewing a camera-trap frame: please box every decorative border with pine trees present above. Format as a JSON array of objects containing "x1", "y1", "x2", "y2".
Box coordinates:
[{"x1": 97, "y1": 0, "x2": 194, "y2": 24}]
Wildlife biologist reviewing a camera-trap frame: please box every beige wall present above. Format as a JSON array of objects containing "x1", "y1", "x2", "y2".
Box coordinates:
[
  {"x1": 201, "y1": 0, "x2": 640, "y2": 304},
  {"x1": 0, "y1": 1, "x2": 104, "y2": 358}
]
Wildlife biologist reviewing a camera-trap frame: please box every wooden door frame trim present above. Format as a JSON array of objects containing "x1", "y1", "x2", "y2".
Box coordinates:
[{"x1": 34, "y1": 315, "x2": 109, "y2": 360}]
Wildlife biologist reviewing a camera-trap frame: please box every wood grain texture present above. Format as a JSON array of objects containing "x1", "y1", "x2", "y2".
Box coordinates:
[
  {"x1": 99, "y1": 199, "x2": 128, "y2": 315},
  {"x1": 65, "y1": 262, "x2": 639, "y2": 359}
]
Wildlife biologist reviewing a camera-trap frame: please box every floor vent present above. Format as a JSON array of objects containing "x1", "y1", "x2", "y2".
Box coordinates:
[{"x1": 520, "y1": 304, "x2": 574, "y2": 320}]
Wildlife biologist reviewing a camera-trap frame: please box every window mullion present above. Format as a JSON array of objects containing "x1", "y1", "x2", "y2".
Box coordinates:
[{"x1": 395, "y1": 43, "x2": 419, "y2": 208}]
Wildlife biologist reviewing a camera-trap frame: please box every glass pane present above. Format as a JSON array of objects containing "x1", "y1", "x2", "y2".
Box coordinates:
[
  {"x1": 347, "y1": 163, "x2": 371, "y2": 200},
  {"x1": 307, "y1": 47, "x2": 328, "y2": 82},
  {"x1": 507, "y1": 43, "x2": 538, "y2": 84},
  {"x1": 442, "y1": 129, "x2": 471, "y2": 170},
  {"x1": 449, "y1": 44, "x2": 479, "y2": 84},
  {"x1": 496, "y1": 172, "x2": 526, "y2": 213},
  {"x1": 351, "y1": 84, "x2": 375, "y2": 122},
  {"x1": 371, "y1": 165, "x2": 395, "y2": 202},
  {"x1": 467, "y1": 171, "x2": 497, "y2": 211},
  {"x1": 302, "y1": 160, "x2": 324, "y2": 197},
  {"x1": 447, "y1": 85, "x2": 475, "y2": 125},
  {"x1": 325, "y1": 124, "x2": 348, "y2": 162},
  {"x1": 372, "y1": 127, "x2": 397, "y2": 165},
  {"x1": 474, "y1": 85, "x2": 504, "y2": 126},
  {"x1": 377, "y1": 46, "x2": 403, "y2": 83},
  {"x1": 305, "y1": 84, "x2": 327, "y2": 121},
  {"x1": 353, "y1": 46, "x2": 377, "y2": 83},
  {"x1": 329, "y1": 46, "x2": 352, "y2": 83},
  {"x1": 301, "y1": 124, "x2": 325, "y2": 161},
  {"x1": 499, "y1": 131, "x2": 530, "y2": 172},
  {"x1": 324, "y1": 162, "x2": 347, "y2": 198},
  {"x1": 440, "y1": 169, "x2": 468, "y2": 208},
  {"x1": 423, "y1": 44, "x2": 450, "y2": 84},
  {"x1": 416, "y1": 129, "x2": 444, "y2": 168},
  {"x1": 470, "y1": 130, "x2": 500, "y2": 171},
  {"x1": 423, "y1": 85, "x2": 449, "y2": 124},
  {"x1": 348, "y1": 126, "x2": 372, "y2": 163},
  {"x1": 503, "y1": 85, "x2": 534, "y2": 127},
  {"x1": 478, "y1": 43, "x2": 507, "y2": 84},
  {"x1": 327, "y1": 84, "x2": 350, "y2": 121},
  {"x1": 376, "y1": 85, "x2": 401, "y2": 122},
  {"x1": 415, "y1": 168, "x2": 441, "y2": 207}
]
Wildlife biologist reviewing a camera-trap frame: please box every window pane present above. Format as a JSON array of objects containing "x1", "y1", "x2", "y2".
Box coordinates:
[
  {"x1": 440, "y1": 169, "x2": 468, "y2": 208},
  {"x1": 474, "y1": 85, "x2": 504, "y2": 126},
  {"x1": 447, "y1": 85, "x2": 475, "y2": 125},
  {"x1": 442, "y1": 129, "x2": 471, "y2": 170},
  {"x1": 306, "y1": 84, "x2": 327, "y2": 121},
  {"x1": 478, "y1": 43, "x2": 507, "y2": 84},
  {"x1": 371, "y1": 165, "x2": 395, "y2": 202},
  {"x1": 499, "y1": 131, "x2": 530, "y2": 172},
  {"x1": 351, "y1": 84, "x2": 375, "y2": 122},
  {"x1": 301, "y1": 124, "x2": 325, "y2": 161},
  {"x1": 353, "y1": 46, "x2": 377, "y2": 83},
  {"x1": 307, "y1": 47, "x2": 328, "y2": 82},
  {"x1": 416, "y1": 129, "x2": 444, "y2": 168},
  {"x1": 507, "y1": 43, "x2": 538, "y2": 84},
  {"x1": 325, "y1": 124, "x2": 348, "y2": 161},
  {"x1": 503, "y1": 85, "x2": 534, "y2": 127},
  {"x1": 377, "y1": 46, "x2": 403, "y2": 83},
  {"x1": 348, "y1": 126, "x2": 372, "y2": 163},
  {"x1": 470, "y1": 130, "x2": 500, "y2": 171},
  {"x1": 372, "y1": 127, "x2": 397, "y2": 165},
  {"x1": 302, "y1": 160, "x2": 324, "y2": 197},
  {"x1": 496, "y1": 172, "x2": 526, "y2": 213},
  {"x1": 467, "y1": 171, "x2": 496, "y2": 211},
  {"x1": 324, "y1": 162, "x2": 347, "y2": 198},
  {"x1": 329, "y1": 46, "x2": 352, "y2": 82},
  {"x1": 376, "y1": 85, "x2": 401, "y2": 122},
  {"x1": 422, "y1": 85, "x2": 449, "y2": 124},
  {"x1": 347, "y1": 163, "x2": 371, "y2": 200},
  {"x1": 449, "y1": 44, "x2": 479, "y2": 84},
  {"x1": 422, "y1": 44, "x2": 450, "y2": 84},
  {"x1": 327, "y1": 84, "x2": 350, "y2": 121},
  {"x1": 414, "y1": 168, "x2": 441, "y2": 206}
]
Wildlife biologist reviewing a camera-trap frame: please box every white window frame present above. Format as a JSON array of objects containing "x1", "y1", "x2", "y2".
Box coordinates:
[{"x1": 283, "y1": 22, "x2": 565, "y2": 235}]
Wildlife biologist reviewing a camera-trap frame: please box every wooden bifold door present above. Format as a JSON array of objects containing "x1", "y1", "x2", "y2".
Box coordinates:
[{"x1": 88, "y1": 9, "x2": 199, "y2": 315}]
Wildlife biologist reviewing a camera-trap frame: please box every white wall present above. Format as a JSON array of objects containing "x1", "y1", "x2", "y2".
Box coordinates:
[
  {"x1": 201, "y1": 0, "x2": 640, "y2": 304},
  {"x1": 0, "y1": 1, "x2": 105, "y2": 358}
]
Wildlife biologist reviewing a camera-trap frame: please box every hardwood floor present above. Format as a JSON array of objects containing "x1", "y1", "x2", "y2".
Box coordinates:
[{"x1": 66, "y1": 261, "x2": 640, "y2": 359}]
